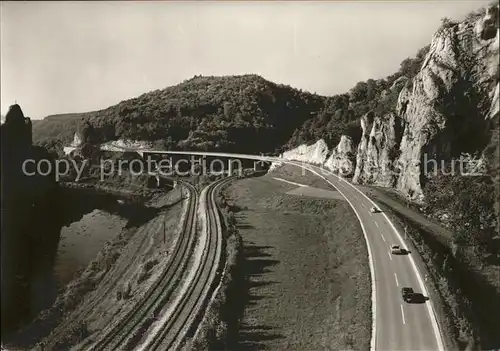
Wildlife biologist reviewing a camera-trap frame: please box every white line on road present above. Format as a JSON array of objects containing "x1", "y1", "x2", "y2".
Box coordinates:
[
  {"x1": 394, "y1": 273, "x2": 399, "y2": 286},
  {"x1": 375, "y1": 221, "x2": 379, "y2": 228},
  {"x1": 272, "y1": 177, "x2": 309, "y2": 187},
  {"x1": 284, "y1": 164, "x2": 378, "y2": 351},
  {"x1": 331, "y1": 170, "x2": 444, "y2": 351},
  {"x1": 381, "y1": 233, "x2": 387, "y2": 243},
  {"x1": 388, "y1": 251, "x2": 393, "y2": 260},
  {"x1": 136, "y1": 155, "x2": 442, "y2": 351},
  {"x1": 400, "y1": 304, "x2": 406, "y2": 324},
  {"x1": 361, "y1": 203, "x2": 366, "y2": 208}
]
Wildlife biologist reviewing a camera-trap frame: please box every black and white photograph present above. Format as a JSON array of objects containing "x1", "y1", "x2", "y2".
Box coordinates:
[{"x1": 1, "y1": 1, "x2": 499, "y2": 350}]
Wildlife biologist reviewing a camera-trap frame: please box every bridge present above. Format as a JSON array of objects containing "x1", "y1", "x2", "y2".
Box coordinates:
[
  {"x1": 62, "y1": 143, "x2": 445, "y2": 351},
  {"x1": 65, "y1": 144, "x2": 274, "y2": 185}
]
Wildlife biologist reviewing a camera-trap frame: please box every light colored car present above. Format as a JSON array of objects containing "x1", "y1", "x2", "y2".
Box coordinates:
[
  {"x1": 370, "y1": 206, "x2": 378, "y2": 213},
  {"x1": 390, "y1": 244, "x2": 404, "y2": 254}
]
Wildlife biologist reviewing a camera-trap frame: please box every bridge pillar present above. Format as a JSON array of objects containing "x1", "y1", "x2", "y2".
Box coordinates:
[
  {"x1": 254, "y1": 161, "x2": 266, "y2": 171},
  {"x1": 156, "y1": 175, "x2": 160, "y2": 188},
  {"x1": 228, "y1": 161, "x2": 233, "y2": 177}
]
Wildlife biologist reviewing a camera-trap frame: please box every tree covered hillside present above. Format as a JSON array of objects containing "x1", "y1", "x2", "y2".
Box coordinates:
[
  {"x1": 286, "y1": 45, "x2": 430, "y2": 149},
  {"x1": 33, "y1": 46, "x2": 431, "y2": 157},
  {"x1": 32, "y1": 113, "x2": 91, "y2": 154},
  {"x1": 34, "y1": 75, "x2": 325, "y2": 155}
]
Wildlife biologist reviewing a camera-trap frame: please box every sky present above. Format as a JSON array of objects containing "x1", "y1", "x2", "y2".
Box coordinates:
[{"x1": 0, "y1": 0, "x2": 491, "y2": 119}]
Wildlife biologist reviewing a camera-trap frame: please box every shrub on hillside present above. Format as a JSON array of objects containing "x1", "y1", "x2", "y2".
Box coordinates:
[{"x1": 423, "y1": 173, "x2": 498, "y2": 263}]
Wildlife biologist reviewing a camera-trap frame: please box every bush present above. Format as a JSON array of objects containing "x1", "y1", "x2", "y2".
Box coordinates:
[{"x1": 423, "y1": 174, "x2": 497, "y2": 261}]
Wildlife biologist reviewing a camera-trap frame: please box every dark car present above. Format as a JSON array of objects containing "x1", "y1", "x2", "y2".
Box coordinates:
[
  {"x1": 391, "y1": 245, "x2": 408, "y2": 255},
  {"x1": 401, "y1": 287, "x2": 414, "y2": 302}
]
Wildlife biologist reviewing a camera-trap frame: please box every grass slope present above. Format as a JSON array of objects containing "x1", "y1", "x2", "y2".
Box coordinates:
[{"x1": 220, "y1": 167, "x2": 370, "y2": 350}]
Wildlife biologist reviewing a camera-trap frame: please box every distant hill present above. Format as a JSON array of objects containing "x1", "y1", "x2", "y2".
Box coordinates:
[
  {"x1": 32, "y1": 49, "x2": 430, "y2": 155},
  {"x1": 33, "y1": 75, "x2": 328, "y2": 155},
  {"x1": 32, "y1": 113, "x2": 93, "y2": 153},
  {"x1": 20, "y1": 3, "x2": 500, "y2": 349}
]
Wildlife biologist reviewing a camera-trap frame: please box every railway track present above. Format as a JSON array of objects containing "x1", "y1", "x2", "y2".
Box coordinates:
[
  {"x1": 144, "y1": 176, "x2": 233, "y2": 350},
  {"x1": 88, "y1": 181, "x2": 199, "y2": 351}
]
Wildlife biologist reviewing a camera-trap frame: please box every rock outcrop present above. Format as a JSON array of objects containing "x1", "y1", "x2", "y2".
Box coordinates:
[
  {"x1": 394, "y1": 5, "x2": 499, "y2": 200},
  {"x1": 1, "y1": 104, "x2": 62, "y2": 333},
  {"x1": 324, "y1": 135, "x2": 356, "y2": 176},
  {"x1": 352, "y1": 112, "x2": 404, "y2": 186},
  {"x1": 281, "y1": 139, "x2": 329, "y2": 165},
  {"x1": 63, "y1": 132, "x2": 154, "y2": 156},
  {"x1": 276, "y1": 3, "x2": 499, "y2": 203}
]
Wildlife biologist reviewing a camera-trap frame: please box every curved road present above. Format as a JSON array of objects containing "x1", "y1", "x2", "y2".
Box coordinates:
[
  {"x1": 91, "y1": 146, "x2": 445, "y2": 350},
  {"x1": 302, "y1": 163, "x2": 444, "y2": 351}
]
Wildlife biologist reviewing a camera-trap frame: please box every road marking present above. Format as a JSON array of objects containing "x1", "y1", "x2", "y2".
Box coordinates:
[
  {"x1": 381, "y1": 233, "x2": 387, "y2": 243},
  {"x1": 107, "y1": 153, "x2": 442, "y2": 351},
  {"x1": 375, "y1": 221, "x2": 379, "y2": 228},
  {"x1": 272, "y1": 177, "x2": 309, "y2": 187},
  {"x1": 388, "y1": 251, "x2": 392, "y2": 260},
  {"x1": 328, "y1": 172, "x2": 445, "y2": 351},
  {"x1": 282, "y1": 163, "x2": 378, "y2": 351},
  {"x1": 394, "y1": 273, "x2": 399, "y2": 286},
  {"x1": 361, "y1": 203, "x2": 366, "y2": 208},
  {"x1": 400, "y1": 304, "x2": 406, "y2": 324}
]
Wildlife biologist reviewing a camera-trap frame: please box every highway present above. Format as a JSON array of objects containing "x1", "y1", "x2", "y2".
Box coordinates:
[
  {"x1": 300, "y1": 163, "x2": 445, "y2": 351},
  {"x1": 87, "y1": 146, "x2": 445, "y2": 350}
]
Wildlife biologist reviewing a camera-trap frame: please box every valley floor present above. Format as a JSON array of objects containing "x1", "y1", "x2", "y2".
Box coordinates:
[{"x1": 222, "y1": 166, "x2": 371, "y2": 350}]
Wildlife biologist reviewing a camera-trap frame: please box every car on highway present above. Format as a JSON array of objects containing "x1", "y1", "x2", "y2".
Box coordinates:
[
  {"x1": 370, "y1": 206, "x2": 378, "y2": 213},
  {"x1": 401, "y1": 287, "x2": 415, "y2": 302},
  {"x1": 390, "y1": 244, "x2": 406, "y2": 254}
]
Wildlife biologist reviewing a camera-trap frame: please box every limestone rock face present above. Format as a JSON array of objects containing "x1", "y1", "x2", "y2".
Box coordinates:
[
  {"x1": 395, "y1": 4, "x2": 499, "y2": 200},
  {"x1": 70, "y1": 132, "x2": 83, "y2": 147},
  {"x1": 325, "y1": 135, "x2": 356, "y2": 176},
  {"x1": 274, "y1": 136, "x2": 356, "y2": 176},
  {"x1": 281, "y1": 139, "x2": 329, "y2": 165},
  {"x1": 353, "y1": 112, "x2": 404, "y2": 187},
  {"x1": 276, "y1": 4, "x2": 499, "y2": 203}
]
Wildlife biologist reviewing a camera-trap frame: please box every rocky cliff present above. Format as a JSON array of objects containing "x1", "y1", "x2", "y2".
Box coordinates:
[
  {"x1": 1, "y1": 104, "x2": 62, "y2": 333},
  {"x1": 281, "y1": 138, "x2": 329, "y2": 165},
  {"x1": 278, "y1": 4, "x2": 499, "y2": 202}
]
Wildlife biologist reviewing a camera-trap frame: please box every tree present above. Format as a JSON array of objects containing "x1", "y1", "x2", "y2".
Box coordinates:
[{"x1": 349, "y1": 81, "x2": 369, "y2": 102}]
